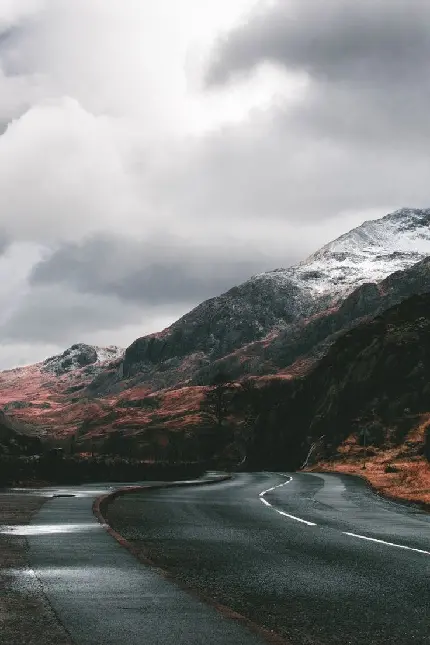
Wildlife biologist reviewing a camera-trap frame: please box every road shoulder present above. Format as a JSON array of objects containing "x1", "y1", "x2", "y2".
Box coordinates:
[{"x1": 0, "y1": 491, "x2": 73, "y2": 645}]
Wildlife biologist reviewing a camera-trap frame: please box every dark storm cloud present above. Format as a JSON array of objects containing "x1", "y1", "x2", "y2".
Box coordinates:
[
  {"x1": 158, "y1": 0, "x2": 430, "y2": 226},
  {"x1": 0, "y1": 286, "x2": 140, "y2": 343},
  {"x1": 207, "y1": 0, "x2": 430, "y2": 151},
  {"x1": 29, "y1": 234, "x2": 276, "y2": 306},
  {"x1": 208, "y1": 0, "x2": 430, "y2": 86},
  {"x1": 0, "y1": 27, "x2": 15, "y2": 47}
]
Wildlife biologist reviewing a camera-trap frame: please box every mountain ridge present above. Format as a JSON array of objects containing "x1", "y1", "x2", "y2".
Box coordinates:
[
  {"x1": 1, "y1": 206, "x2": 429, "y2": 451},
  {"x1": 90, "y1": 207, "x2": 430, "y2": 392}
]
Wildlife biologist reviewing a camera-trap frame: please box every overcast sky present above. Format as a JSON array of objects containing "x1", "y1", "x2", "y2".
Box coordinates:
[{"x1": 0, "y1": 0, "x2": 429, "y2": 369}]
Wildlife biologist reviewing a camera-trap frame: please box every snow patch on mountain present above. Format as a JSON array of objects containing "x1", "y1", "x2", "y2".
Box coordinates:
[
  {"x1": 95, "y1": 346, "x2": 124, "y2": 364},
  {"x1": 42, "y1": 344, "x2": 124, "y2": 375},
  {"x1": 258, "y1": 208, "x2": 430, "y2": 304}
]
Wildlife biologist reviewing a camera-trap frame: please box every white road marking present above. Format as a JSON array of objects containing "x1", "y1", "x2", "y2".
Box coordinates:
[
  {"x1": 259, "y1": 474, "x2": 429, "y2": 551},
  {"x1": 259, "y1": 476, "x2": 317, "y2": 527},
  {"x1": 343, "y1": 532, "x2": 430, "y2": 556}
]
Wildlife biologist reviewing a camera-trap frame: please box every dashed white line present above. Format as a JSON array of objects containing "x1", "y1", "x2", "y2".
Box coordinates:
[
  {"x1": 343, "y1": 532, "x2": 430, "y2": 556},
  {"x1": 259, "y1": 475, "x2": 429, "y2": 553},
  {"x1": 259, "y1": 476, "x2": 317, "y2": 527}
]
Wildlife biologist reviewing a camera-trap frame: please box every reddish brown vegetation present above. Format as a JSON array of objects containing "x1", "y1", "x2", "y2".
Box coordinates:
[
  {"x1": 308, "y1": 414, "x2": 430, "y2": 507},
  {"x1": 0, "y1": 362, "x2": 210, "y2": 449}
]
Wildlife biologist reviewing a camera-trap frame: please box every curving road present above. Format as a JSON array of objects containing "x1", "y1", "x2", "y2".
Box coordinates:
[
  {"x1": 2, "y1": 480, "x2": 269, "y2": 645},
  {"x1": 107, "y1": 472, "x2": 430, "y2": 645}
]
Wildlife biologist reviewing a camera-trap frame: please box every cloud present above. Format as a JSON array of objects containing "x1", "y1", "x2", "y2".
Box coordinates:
[
  {"x1": 1, "y1": 0, "x2": 430, "y2": 368},
  {"x1": 0, "y1": 342, "x2": 60, "y2": 371},
  {"x1": 207, "y1": 0, "x2": 430, "y2": 87},
  {"x1": 29, "y1": 233, "x2": 279, "y2": 306},
  {"x1": 0, "y1": 284, "x2": 142, "y2": 344},
  {"x1": 149, "y1": 108, "x2": 430, "y2": 226},
  {"x1": 0, "y1": 1, "x2": 46, "y2": 30},
  {"x1": 0, "y1": 99, "x2": 141, "y2": 245},
  {"x1": 206, "y1": 0, "x2": 430, "y2": 149},
  {"x1": 0, "y1": 234, "x2": 9, "y2": 255}
]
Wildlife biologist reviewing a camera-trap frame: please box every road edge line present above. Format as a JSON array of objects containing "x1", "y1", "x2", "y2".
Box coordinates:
[{"x1": 304, "y1": 469, "x2": 430, "y2": 514}]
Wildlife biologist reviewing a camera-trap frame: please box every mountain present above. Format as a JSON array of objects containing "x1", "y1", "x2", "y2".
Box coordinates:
[
  {"x1": 1, "y1": 207, "x2": 430, "y2": 456},
  {"x1": 293, "y1": 207, "x2": 430, "y2": 300},
  {"x1": 199, "y1": 255, "x2": 430, "y2": 382},
  {"x1": 246, "y1": 292, "x2": 430, "y2": 505},
  {"x1": 0, "y1": 344, "x2": 124, "y2": 435},
  {"x1": 90, "y1": 207, "x2": 430, "y2": 392}
]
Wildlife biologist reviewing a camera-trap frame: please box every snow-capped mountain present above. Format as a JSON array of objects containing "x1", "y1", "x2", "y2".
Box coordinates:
[
  {"x1": 2, "y1": 207, "x2": 430, "y2": 444},
  {"x1": 259, "y1": 208, "x2": 430, "y2": 303},
  {"x1": 42, "y1": 343, "x2": 124, "y2": 375},
  {"x1": 107, "y1": 207, "x2": 430, "y2": 388}
]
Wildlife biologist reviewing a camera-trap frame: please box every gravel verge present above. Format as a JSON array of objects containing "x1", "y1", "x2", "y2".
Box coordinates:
[{"x1": 0, "y1": 492, "x2": 74, "y2": 645}]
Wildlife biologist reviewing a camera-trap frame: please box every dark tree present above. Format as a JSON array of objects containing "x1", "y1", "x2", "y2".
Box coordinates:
[
  {"x1": 202, "y1": 371, "x2": 232, "y2": 427},
  {"x1": 425, "y1": 425, "x2": 430, "y2": 462}
]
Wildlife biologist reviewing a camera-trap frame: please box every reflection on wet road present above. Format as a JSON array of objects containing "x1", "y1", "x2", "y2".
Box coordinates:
[{"x1": 4, "y1": 480, "x2": 267, "y2": 645}]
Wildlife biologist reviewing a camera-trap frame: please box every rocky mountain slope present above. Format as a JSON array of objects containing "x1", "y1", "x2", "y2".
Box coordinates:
[
  {"x1": 1, "y1": 207, "x2": 429, "y2": 458},
  {"x1": 199, "y1": 254, "x2": 430, "y2": 382},
  {"x1": 42, "y1": 344, "x2": 123, "y2": 376},
  {"x1": 0, "y1": 344, "x2": 124, "y2": 435},
  {"x1": 88, "y1": 207, "x2": 430, "y2": 393},
  {"x1": 246, "y1": 292, "x2": 430, "y2": 505},
  {"x1": 0, "y1": 410, "x2": 41, "y2": 455}
]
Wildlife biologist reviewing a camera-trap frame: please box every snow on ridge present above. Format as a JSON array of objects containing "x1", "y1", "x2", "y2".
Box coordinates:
[
  {"x1": 258, "y1": 207, "x2": 430, "y2": 302},
  {"x1": 42, "y1": 343, "x2": 124, "y2": 375},
  {"x1": 94, "y1": 345, "x2": 124, "y2": 363}
]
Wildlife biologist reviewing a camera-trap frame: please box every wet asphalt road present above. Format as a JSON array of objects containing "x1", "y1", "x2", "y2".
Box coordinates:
[
  {"x1": 1, "y1": 480, "x2": 267, "y2": 645},
  {"x1": 107, "y1": 472, "x2": 430, "y2": 645}
]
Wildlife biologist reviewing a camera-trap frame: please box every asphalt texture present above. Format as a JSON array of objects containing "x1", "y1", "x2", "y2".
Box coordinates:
[
  {"x1": 4, "y1": 480, "x2": 267, "y2": 645},
  {"x1": 106, "y1": 472, "x2": 430, "y2": 645}
]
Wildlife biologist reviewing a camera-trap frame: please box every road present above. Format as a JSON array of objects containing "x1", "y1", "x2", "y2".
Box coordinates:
[
  {"x1": 106, "y1": 472, "x2": 430, "y2": 645},
  {"x1": 1, "y1": 480, "x2": 269, "y2": 645}
]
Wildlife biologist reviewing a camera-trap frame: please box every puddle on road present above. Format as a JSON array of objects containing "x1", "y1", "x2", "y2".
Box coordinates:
[{"x1": 0, "y1": 523, "x2": 105, "y2": 536}]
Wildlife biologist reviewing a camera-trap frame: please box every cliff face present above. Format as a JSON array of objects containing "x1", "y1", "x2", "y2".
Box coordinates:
[
  {"x1": 248, "y1": 292, "x2": 430, "y2": 472},
  {"x1": 119, "y1": 274, "x2": 311, "y2": 379},
  {"x1": 305, "y1": 293, "x2": 430, "y2": 448}
]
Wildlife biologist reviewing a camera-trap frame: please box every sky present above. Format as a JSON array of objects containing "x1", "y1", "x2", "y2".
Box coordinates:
[{"x1": 0, "y1": 0, "x2": 429, "y2": 369}]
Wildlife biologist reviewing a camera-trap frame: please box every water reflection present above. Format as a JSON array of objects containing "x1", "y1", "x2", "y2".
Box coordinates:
[{"x1": 0, "y1": 523, "x2": 106, "y2": 535}]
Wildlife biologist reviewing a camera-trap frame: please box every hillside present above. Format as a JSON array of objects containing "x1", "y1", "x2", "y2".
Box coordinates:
[
  {"x1": 0, "y1": 207, "x2": 429, "y2": 482},
  {"x1": 0, "y1": 411, "x2": 41, "y2": 455},
  {"x1": 247, "y1": 293, "x2": 430, "y2": 505},
  {"x1": 87, "y1": 207, "x2": 430, "y2": 394},
  {"x1": 0, "y1": 344, "x2": 124, "y2": 437},
  {"x1": 192, "y1": 255, "x2": 430, "y2": 383}
]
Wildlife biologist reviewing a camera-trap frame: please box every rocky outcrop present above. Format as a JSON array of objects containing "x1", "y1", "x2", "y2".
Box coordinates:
[{"x1": 42, "y1": 344, "x2": 123, "y2": 376}]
